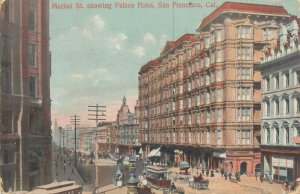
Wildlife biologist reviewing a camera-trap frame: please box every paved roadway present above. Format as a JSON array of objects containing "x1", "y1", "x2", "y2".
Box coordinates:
[
  {"x1": 52, "y1": 146, "x2": 86, "y2": 188},
  {"x1": 89, "y1": 166, "x2": 284, "y2": 194}
]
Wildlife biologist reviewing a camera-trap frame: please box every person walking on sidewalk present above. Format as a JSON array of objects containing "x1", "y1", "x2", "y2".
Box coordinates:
[
  {"x1": 221, "y1": 168, "x2": 224, "y2": 177},
  {"x1": 228, "y1": 172, "x2": 232, "y2": 180},
  {"x1": 206, "y1": 169, "x2": 209, "y2": 177},
  {"x1": 282, "y1": 181, "x2": 289, "y2": 194}
]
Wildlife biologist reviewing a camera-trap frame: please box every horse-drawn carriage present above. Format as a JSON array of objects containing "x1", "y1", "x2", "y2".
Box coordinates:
[
  {"x1": 179, "y1": 161, "x2": 189, "y2": 175},
  {"x1": 188, "y1": 174, "x2": 209, "y2": 190},
  {"x1": 173, "y1": 161, "x2": 190, "y2": 182}
]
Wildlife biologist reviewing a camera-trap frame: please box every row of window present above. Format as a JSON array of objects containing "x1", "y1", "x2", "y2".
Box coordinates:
[
  {"x1": 264, "y1": 126, "x2": 299, "y2": 145},
  {"x1": 142, "y1": 106, "x2": 253, "y2": 130},
  {"x1": 145, "y1": 89, "x2": 222, "y2": 117},
  {"x1": 265, "y1": 71, "x2": 300, "y2": 91},
  {"x1": 141, "y1": 67, "x2": 252, "y2": 99},
  {"x1": 143, "y1": 128, "x2": 251, "y2": 145},
  {"x1": 264, "y1": 97, "x2": 300, "y2": 116},
  {"x1": 143, "y1": 86, "x2": 253, "y2": 117},
  {"x1": 0, "y1": 37, "x2": 37, "y2": 97},
  {"x1": 146, "y1": 129, "x2": 221, "y2": 145}
]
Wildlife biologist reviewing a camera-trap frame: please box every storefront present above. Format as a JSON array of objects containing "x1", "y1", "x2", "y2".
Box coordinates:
[
  {"x1": 261, "y1": 145, "x2": 300, "y2": 183},
  {"x1": 271, "y1": 155, "x2": 294, "y2": 182}
]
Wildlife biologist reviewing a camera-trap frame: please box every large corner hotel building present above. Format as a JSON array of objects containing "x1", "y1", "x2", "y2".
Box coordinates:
[{"x1": 138, "y1": 2, "x2": 300, "y2": 175}]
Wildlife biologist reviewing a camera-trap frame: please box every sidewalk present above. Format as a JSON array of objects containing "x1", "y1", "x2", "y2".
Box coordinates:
[
  {"x1": 82, "y1": 167, "x2": 283, "y2": 194},
  {"x1": 168, "y1": 167, "x2": 282, "y2": 194}
]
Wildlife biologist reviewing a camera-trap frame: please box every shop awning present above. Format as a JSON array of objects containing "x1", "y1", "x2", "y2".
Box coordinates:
[
  {"x1": 147, "y1": 147, "x2": 161, "y2": 158},
  {"x1": 212, "y1": 152, "x2": 226, "y2": 158}
]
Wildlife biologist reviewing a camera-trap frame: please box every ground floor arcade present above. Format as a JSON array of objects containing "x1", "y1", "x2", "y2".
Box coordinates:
[{"x1": 142, "y1": 143, "x2": 261, "y2": 175}]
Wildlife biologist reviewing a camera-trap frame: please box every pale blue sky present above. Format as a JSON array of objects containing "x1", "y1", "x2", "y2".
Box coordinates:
[{"x1": 49, "y1": 0, "x2": 300, "y2": 126}]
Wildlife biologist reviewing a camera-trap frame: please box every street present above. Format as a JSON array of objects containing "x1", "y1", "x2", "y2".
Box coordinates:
[
  {"x1": 80, "y1": 159, "x2": 284, "y2": 194},
  {"x1": 52, "y1": 145, "x2": 86, "y2": 187},
  {"x1": 101, "y1": 171, "x2": 283, "y2": 194}
]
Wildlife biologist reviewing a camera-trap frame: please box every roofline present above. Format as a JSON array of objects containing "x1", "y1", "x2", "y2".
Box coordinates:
[
  {"x1": 197, "y1": 11, "x2": 290, "y2": 32},
  {"x1": 257, "y1": 50, "x2": 300, "y2": 71},
  {"x1": 197, "y1": 1, "x2": 290, "y2": 32},
  {"x1": 160, "y1": 33, "x2": 195, "y2": 59}
]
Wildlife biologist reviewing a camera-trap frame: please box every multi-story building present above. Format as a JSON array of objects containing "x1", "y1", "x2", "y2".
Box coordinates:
[
  {"x1": 259, "y1": 20, "x2": 300, "y2": 183},
  {"x1": 78, "y1": 127, "x2": 95, "y2": 156},
  {"x1": 139, "y1": 2, "x2": 295, "y2": 175},
  {"x1": 0, "y1": 0, "x2": 51, "y2": 191},
  {"x1": 97, "y1": 122, "x2": 112, "y2": 154},
  {"x1": 115, "y1": 96, "x2": 140, "y2": 155},
  {"x1": 109, "y1": 121, "x2": 118, "y2": 154}
]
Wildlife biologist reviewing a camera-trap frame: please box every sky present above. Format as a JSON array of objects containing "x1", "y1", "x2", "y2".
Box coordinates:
[{"x1": 49, "y1": 0, "x2": 300, "y2": 127}]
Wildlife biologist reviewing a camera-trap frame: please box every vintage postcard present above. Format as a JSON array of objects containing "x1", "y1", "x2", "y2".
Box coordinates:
[{"x1": 0, "y1": 0, "x2": 300, "y2": 193}]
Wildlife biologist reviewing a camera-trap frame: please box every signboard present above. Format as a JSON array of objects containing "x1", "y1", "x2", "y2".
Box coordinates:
[
  {"x1": 292, "y1": 136, "x2": 300, "y2": 144},
  {"x1": 213, "y1": 152, "x2": 226, "y2": 158},
  {"x1": 272, "y1": 155, "x2": 294, "y2": 168}
]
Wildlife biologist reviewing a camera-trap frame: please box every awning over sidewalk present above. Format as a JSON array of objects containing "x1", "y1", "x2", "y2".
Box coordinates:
[
  {"x1": 212, "y1": 152, "x2": 226, "y2": 158},
  {"x1": 147, "y1": 147, "x2": 161, "y2": 158}
]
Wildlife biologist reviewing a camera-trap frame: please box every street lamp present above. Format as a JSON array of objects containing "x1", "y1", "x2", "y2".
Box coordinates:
[
  {"x1": 115, "y1": 159, "x2": 123, "y2": 186},
  {"x1": 127, "y1": 166, "x2": 138, "y2": 194},
  {"x1": 142, "y1": 162, "x2": 147, "y2": 177}
]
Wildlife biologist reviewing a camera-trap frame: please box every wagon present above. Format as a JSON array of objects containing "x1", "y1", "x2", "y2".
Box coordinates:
[{"x1": 188, "y1": 176, "x2": 209, "y2": 190}]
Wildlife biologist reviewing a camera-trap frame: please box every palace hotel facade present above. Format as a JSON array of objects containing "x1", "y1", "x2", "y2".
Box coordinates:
[{"x1": 138, "y1": 2, "x2": 298, "y2": 175}]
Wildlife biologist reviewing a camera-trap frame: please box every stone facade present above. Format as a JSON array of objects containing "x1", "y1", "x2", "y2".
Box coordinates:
[
  {"x1": 138, "y1": 2, "x2": 295, "y2": 175},
  {"x1": 0, "y1": 0, "x2": 51, "y2": 191},
  {"x1": 259, "y1": 22, "x2": 300, "y2": 182},
  {"x1": 114, "y1": 96, "x2": 140, "y2": 155}
]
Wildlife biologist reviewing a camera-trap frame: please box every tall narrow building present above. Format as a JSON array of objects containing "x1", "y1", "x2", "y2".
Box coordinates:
[
  {"x1": 0, "y1": 0, "x2": 51, "y2": 191},
  {"x1": 139, "y1": 2, "x2": 296, "y2": 175}
]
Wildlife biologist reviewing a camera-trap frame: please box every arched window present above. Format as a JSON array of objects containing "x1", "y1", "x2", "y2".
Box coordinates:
[
  {"x1": 286, "y1": 127, "x2": 290, "y2": 144},
  {"x1": 275, "y1": 127, "x2": 279, "y2": 144},
  {"x1": 266, "y1": 128, "x2": 270, "y2": 144}
]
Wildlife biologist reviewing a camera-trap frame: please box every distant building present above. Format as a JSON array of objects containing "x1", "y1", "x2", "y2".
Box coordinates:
[
  {"x1": 114, "y1": 96, "x2": 140, "y2": 155},
  {"x1": 78, "y1": 127, "x2": 95, "y2": 156},
  {"x1": 0, "y1": 0, "x2": 52, "y2": 191},
  {"x1": 259, "y1": 24, "x2": 300, "y2": 183},
  {"x1": 98, "y1": 122, "x2": 112, "y2": 154}
]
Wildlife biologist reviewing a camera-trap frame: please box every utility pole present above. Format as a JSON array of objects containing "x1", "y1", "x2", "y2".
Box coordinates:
[
  {"x1": 88, "y1": 104, "x2": 106, "y2": 159},
  {"x1": 70, "y1": 115, "x2": 80, "y2": 167},
  {"x1": 59, "y1": 127, "x2": 63, "y2": 154},
  {"x1": 62, "y1": 129, "x2": 65, "y2": 151}
]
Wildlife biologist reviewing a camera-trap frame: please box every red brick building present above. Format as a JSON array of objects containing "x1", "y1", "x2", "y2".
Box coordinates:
[
  {"x1": 138, "y1": 2, "x2": 294, "y2": 175},
  {"x1": 0, "y1": 0, "x2": 51, "y2": 191}
]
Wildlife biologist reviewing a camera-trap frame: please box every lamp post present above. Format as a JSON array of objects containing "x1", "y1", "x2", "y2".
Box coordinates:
[
  {"x1": 142, "y1": 162, "x2": 147, "y2": 177},
  {"x1": 127, "y1": 153, "x2": 138, "y2": 194},
  {"x1": 115, "y1": 159, "x2": 123, "y2": 186},
  {"x1": 127, "y1": 166, "x2": 138, "y2": 194}
]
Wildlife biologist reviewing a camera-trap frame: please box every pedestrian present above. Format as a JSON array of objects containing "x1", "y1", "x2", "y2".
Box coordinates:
[
  {"x1": 282, "y1": 181, "x2": 289, "y2": 194},
  {"x1": 235, "y1": 171, "x2": 240, "y2": 182},
  {"x1": 221, "y1": 168, "x2": 224, "y2": 177},
  {"x1": 229, "y1": 172, "x2": 232, "y2": 180},
  {"x1": 210, "y1": 169, "x2": 215, "y2": 177},
  {"x1": 284, "y1": 42, "x2": 288, "y2": 54},
  {"x1": 260, "y1": 174, "x2": 263, "y2": 183},
  {"x1": 295, "y1": 37, "x2": 299, "y2": 50},
  {"x1": 224, "y1": 172, "x2": 228, "y2": 181},
  {"x1": 170, "y1": 182, "x2": 176, "y2": 191},
  {"x1": 202, "y1": 168, "x2": 205, "y2": 175},
  {"x1": 206, "y1": 169, "x2": 209, "y2": 177}
]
